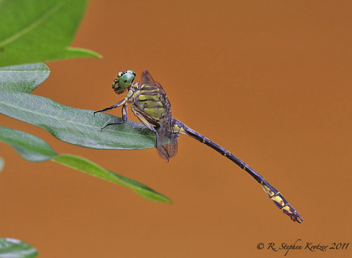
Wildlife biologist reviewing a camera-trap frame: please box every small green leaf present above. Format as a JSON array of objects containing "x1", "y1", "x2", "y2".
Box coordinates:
[
  {"x1": 0, "y1": 90, "x2": 157, "y2": 149},
  {"x1": 52, "y1": 47, "x2": 102, "y2": 60},
  {"x1": 0, "y1": 125, "x2": 171, "y2": 202},
  {"x1": 0, "y1": 125, "x2": 57, "y2": 162},
  {"x1": 0, "y1": 238, "x2": 38, "y2": 258},
  {"x1": 0, "y1": 63, "x2": 50, "y2": 93},
  {"x1": 52, "y1": 155, "x2": 171, "y2": 203},
  {"x1": 0, "y1": 0, "x2": 101, "y2": 67},
  {"x1": 0, "y1": 157, "x2": 4, "y2": 172}
]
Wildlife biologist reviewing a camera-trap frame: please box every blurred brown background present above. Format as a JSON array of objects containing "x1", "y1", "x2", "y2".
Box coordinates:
[{"x1": 1, "y1": 0, "x2": 351, "y2": 257}]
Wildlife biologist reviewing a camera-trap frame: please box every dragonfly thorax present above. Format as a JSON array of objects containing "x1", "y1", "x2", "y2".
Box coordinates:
[{"x1": 112, "y1": 70, "x2": 136, "y2": 94}]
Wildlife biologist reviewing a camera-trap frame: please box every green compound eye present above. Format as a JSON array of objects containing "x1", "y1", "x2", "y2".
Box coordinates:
[
  {"x1": 113, "y1": 70, "x2": 136, "y2": 94},
  {"x1": 118, "y1": 70, "x2": 136, "y2": 89}
]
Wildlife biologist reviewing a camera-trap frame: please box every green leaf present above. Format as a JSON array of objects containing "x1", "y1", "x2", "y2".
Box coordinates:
[
  {"x1": 0, "y1": 125, "x2": 171, "y2": 202},
  {"x1": 0, "y1": 63, "x2": 50, "y2": 93},
  {"x1": 0, "y1": 238, "x2": 38, "y2": 258},
  {"x1": 0, "y1": 0, "x2": 101, "y2": 67},
  {"x1": 52, "y1": 155, "x2": 171, "y2": 202},
  {"x1": 52, "y1": 47, "x2": 103, "y2": 60},
  {"x1": 0, "y1": 90, "x2": 157, "y2": 149},
  {"x1": 0, "y1": 157, "x2": 4, "y2": 172},
  {"x1": 0, "y1": 125, "x2": 57, "y2": 162}
]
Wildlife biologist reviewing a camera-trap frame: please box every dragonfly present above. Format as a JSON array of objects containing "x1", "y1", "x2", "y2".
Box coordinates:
[{"x1": 94, "y1": 70, "x2": 303, "y2": 223}]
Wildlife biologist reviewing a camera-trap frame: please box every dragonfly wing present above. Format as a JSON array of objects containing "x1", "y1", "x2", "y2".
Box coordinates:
[
  {"x1": 142, "y1": 70, "x2": 155, "y2": 86},
  {"x1": 141, "y1": 71, "x2": 177, "y2": 160},
  {"x1": 157, "y1": 140, "x2": 178, "y2": 160},
  {"x1": 142, "y1": 71, "x2": 165, "y2": 91},
  {"x1": 156, "y1": 113, "x2": 179, "y2": 161}
]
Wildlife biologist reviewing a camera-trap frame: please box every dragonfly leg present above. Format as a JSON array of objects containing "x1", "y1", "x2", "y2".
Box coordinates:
[
  {"x1": 100, "y1": 103, "x2": 128, "y2": 130},
  {"x1": 131, "y1": 106, "x2": 156, "y2": 132},
  {"x1": 94, "y1": 99, "x2": 127, "y2": 115}
]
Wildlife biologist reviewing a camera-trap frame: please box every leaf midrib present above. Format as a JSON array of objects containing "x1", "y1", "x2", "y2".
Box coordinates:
[
  {"x1": 0, "y1": 90, "x2": 147, "y2": 137},
  {"x1": 0, "y1": 1, "x2": 66, "y2": 48}
]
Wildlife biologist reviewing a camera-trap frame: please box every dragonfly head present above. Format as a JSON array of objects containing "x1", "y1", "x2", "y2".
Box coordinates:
[{"x1": 112, "y1": 70, "x2": 136, "y2": 94}]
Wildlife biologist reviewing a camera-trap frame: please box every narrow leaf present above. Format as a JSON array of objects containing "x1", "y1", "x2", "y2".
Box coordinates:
[
  {"x1": 0, "y1": 125, "x2": 171, "y2": 202},
  {"x1": 52, "y1": 155, "x2": 171, "y2": 202},
  {"x1": 0, "y1": 125, "x2": 57, "y2": 162},
  {"x1": 0, "y1": 63, "x2": 50, "y2": 93},
  {"x1": 0, "y1": 90, "x2": 157, "y2": 149},
  {"x1": 53, "y1": 47, "x2": 102, "y2": 60},
  {"x1": 0, "y1": 0, "x2": 100, "y2": 67},
  {"x1": 0, "y1": 157, "x2": 4, "y2": 172},
  {"x1": 0, "y1": 238, "x2": 38, "y2": 258}
]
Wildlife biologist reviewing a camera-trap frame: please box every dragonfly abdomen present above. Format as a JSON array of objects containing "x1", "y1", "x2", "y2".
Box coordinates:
[{"x1": 178, "y1": 121, "x2": 303, "y2": 223}]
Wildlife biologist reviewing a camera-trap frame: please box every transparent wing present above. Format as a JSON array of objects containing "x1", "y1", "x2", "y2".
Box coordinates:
[
  {"x1": 142, "y1": 70, "x2": 165, "y2": 91},
  {"x1": 141, "y1": 70, "x2": 154, "y2": 85},
  {"x1": 142, "y1": 71, "x2": 178, "y2": 160},
  {"x1": 157, "y1": 140, "x2": 178, "y2": 160},
  {"x1": 157, "y1": 114, "x2": 179, "y2": 161}
]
